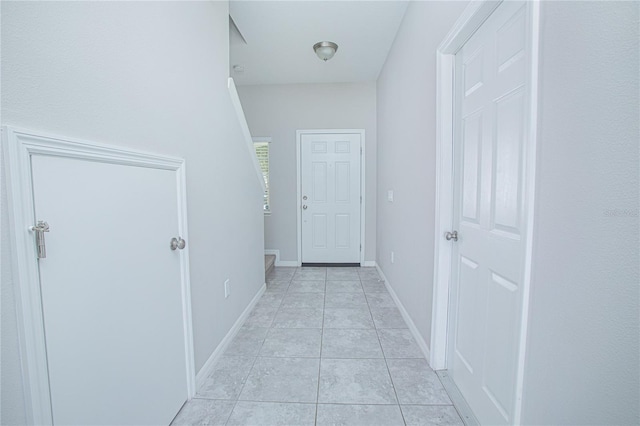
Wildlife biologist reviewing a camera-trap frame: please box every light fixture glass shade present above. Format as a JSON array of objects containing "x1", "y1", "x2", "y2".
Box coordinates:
[{"x1": 313, "y1": 41, "x2": 338, "y2": 61}]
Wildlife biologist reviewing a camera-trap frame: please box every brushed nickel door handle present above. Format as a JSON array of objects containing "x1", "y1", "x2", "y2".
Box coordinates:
[
  {"x1": 445, "y1": 231, "x2": 458, "y2": 242},
  {"x1": 170, "y1": 237, "x2": 186, "y2": 250}
]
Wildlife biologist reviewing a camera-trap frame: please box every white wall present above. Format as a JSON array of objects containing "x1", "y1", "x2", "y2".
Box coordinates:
[
  {"x1": 1, "y1": 160, "x2": 26, "y2": 423},
  {"x1": 237, "y1": 83, "x2": 377, "y2": 263},
  {"x1": 376, "y1": 1, "x2": 468, "y2": 345},
  {"x1": 521, "y1": 2, "x2": 639, "y2": 424},
  {"x1": 1, "y1": 2, "x2": 265, "y2": 424}
]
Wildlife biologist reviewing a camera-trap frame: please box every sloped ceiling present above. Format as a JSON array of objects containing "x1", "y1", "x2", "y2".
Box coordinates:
[{"x1": 230, "y1": 1, "x2": 409, "y2": 85}]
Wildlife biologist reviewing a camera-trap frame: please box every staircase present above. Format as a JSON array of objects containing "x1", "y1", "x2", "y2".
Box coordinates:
[{"x1": 264, "y1": 254, "x2": 276, "y2": 276}]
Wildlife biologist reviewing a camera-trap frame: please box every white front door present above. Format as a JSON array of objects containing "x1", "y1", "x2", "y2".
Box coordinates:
[
  {"x1": 300, "y1": 132, "x2": 361, "y2": 264},
  {"x1": 448, "y1": 1, "x2": 532, "y2": 424},
  {"x1": 31, "y1": 154, "x2": 189, "y2": 425}
]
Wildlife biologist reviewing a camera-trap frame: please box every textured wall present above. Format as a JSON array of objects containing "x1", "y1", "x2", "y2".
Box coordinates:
[
  {"x1": 1, "y1": 154, "x2": 27, "y2": 424},
  {"x1": 376, "y1": 0, "x2": 468, "y2": 346},
  {"x1": 522, "y1": 2, "x2": 640, "y2": 424},
  {"x1": 1, "y1": 2, "x2": 265, "y2": 423},
  {"x1": 238, "y1": 82, "x2": 377, "y2": 263}
]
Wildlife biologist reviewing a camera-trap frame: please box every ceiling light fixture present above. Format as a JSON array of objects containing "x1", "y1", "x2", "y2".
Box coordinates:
[{"x1": 313, "y1": 41, "x2": 338, "y2": 62}]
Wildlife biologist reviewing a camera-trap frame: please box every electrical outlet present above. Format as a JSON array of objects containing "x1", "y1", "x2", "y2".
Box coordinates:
[
  {"x1": 224, "y1": 279, "x2": 230, "y2": 299},
  {"x1": 391, "y1": 251, "x2": 395, "y2": 264}
]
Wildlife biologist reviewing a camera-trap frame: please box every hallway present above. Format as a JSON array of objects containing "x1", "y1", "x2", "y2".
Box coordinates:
[{"x1": 172, "y1": 267, "x2": 463, "y2": 425}]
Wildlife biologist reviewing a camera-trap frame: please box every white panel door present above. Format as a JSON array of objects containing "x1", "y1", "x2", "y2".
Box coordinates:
[
  {"x1": 301, "y1": 133, "x2": 361, "y2": 263},
  {"x1": 448, "y1": 1, "x2": 531, "y2": 424},
  {"x1": 31, "y1": 154, "x2": 188, "y2": 425}
]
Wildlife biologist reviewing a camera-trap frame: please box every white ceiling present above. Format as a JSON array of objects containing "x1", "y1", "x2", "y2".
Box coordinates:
[{"x1": 229, "y1": 1, "x2": 409, "y2": 86}]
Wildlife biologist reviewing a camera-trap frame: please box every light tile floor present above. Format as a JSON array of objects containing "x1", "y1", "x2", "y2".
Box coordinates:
[{"x1": 172, "y1": 267, "x2": 464, "y2": 426}]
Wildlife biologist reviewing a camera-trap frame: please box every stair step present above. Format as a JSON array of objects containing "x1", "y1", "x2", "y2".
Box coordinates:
[{"x1": 265, "y1": 254, "x2": 276, "y2": 276}]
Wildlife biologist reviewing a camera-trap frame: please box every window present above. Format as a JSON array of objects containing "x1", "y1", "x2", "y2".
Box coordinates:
[{"x1": 253, "y1": 138, "x2": 270, "y2": 213}]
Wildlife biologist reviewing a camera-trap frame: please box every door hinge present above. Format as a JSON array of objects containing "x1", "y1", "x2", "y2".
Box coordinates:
[
  {"x1": 360, "y1": 244, "x2": 362, "y2": 251},
  {"x1": 30, "y1": 220, "x2": 50, "y2": 259}
]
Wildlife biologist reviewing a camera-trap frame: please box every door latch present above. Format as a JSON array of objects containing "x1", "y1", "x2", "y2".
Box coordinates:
[{"x1": 30, "y1": 221, "x2": 50, "y2": 259}]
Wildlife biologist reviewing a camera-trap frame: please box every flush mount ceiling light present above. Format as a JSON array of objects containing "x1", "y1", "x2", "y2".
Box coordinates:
[{"x1": 313, "y1": 41, "x2": 338, "y2": 62}]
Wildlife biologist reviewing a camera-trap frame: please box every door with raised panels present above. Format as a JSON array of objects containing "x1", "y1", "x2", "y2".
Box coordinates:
[
  {"x1": 448, "y1": 1, "x2": 532, "y2": 424},
  {"x1": 31, "y1": 154, "x2": 188, "y2": 425},
  {"x1": 300, "y1": 132, "x2": 361, "y2": 264}
]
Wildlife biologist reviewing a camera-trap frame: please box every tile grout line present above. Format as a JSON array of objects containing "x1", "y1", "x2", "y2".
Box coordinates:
[
  {"x1": 363, "y1": 271, "x2": 409, "y2": 426},
  {"x1": 223, "y1": 270, "x2": 295, "y2": 425},
  {"x1": 314, "y1": 270, "x2": 327, "y2": 426},
  {"x1": 196, "y1": 394, "x2": 457, "y2": 407},
  {"x1": 218, "y1": 355, "x2": 426, "y2": 361},
  {"x1": 224, "y1": 317, "x2": 274, "y2": 423}
]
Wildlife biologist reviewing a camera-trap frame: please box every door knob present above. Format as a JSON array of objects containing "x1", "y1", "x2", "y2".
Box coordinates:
[
  {"x1": 170, "y1": 237, "x2": 186, "y2": 250},
  {"x1": 445, "y1": 231, "x2": 458, "y2": 241},
  {"x1": 302, "y1": 205, "x2": 308, "y2": 210}
]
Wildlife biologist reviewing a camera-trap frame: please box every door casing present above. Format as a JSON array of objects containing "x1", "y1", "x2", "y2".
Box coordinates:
[
  {"x1": 296, "y1": 129, "x2": 366, "y2": 266},
  {"x1": 2, "y1": 126, "x2": 196, "y2": 425},
  {"x1": 430, "y1": 1, "x2": 540, "y2": 424}
]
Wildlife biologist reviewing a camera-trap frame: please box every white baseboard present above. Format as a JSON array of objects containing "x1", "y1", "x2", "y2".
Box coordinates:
[
  {"x1": 265, "y1": 249, "x2": 299, "y2": 267},
  {"x1": 361, "y1": 261, "x2": 376, "y2": 267},
  {"x1": 195, "y1": 282, "x2": 266, "y2": 390},
  {"x1": 374, "y1": 263, "x2": 431, "y2": 364}
]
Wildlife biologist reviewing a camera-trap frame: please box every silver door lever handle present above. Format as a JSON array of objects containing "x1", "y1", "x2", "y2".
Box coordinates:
[{"x1": 30, "y1": 221, "x2": 50, "y2": 259}]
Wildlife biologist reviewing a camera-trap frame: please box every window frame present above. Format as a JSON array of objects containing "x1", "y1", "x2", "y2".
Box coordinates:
[{"x1": 252, "y1": 137, "x2": 271, "y2": 214}]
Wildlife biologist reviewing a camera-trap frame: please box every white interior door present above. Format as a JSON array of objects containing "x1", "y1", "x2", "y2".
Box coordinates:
[
  {"x1": 448, "y1": 1, "x2": 531, "y2": 424},
  {"x1": 31, "y1": 154, "x2": 189, "y2": 425},
  {"x1": 300, "y1": 133, "x2": 361, "y2": 264}
]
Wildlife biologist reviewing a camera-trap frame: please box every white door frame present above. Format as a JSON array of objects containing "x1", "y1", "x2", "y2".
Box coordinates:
[
  {"x1": 2, "y1": 126, "x2": 196, "y2": 425},
  {"x1": 296, "y1": 129, "x2": 365, "y2": 266},
  {"x1": 430, "y1": 1, "x2": 540, "y2": 423}
]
